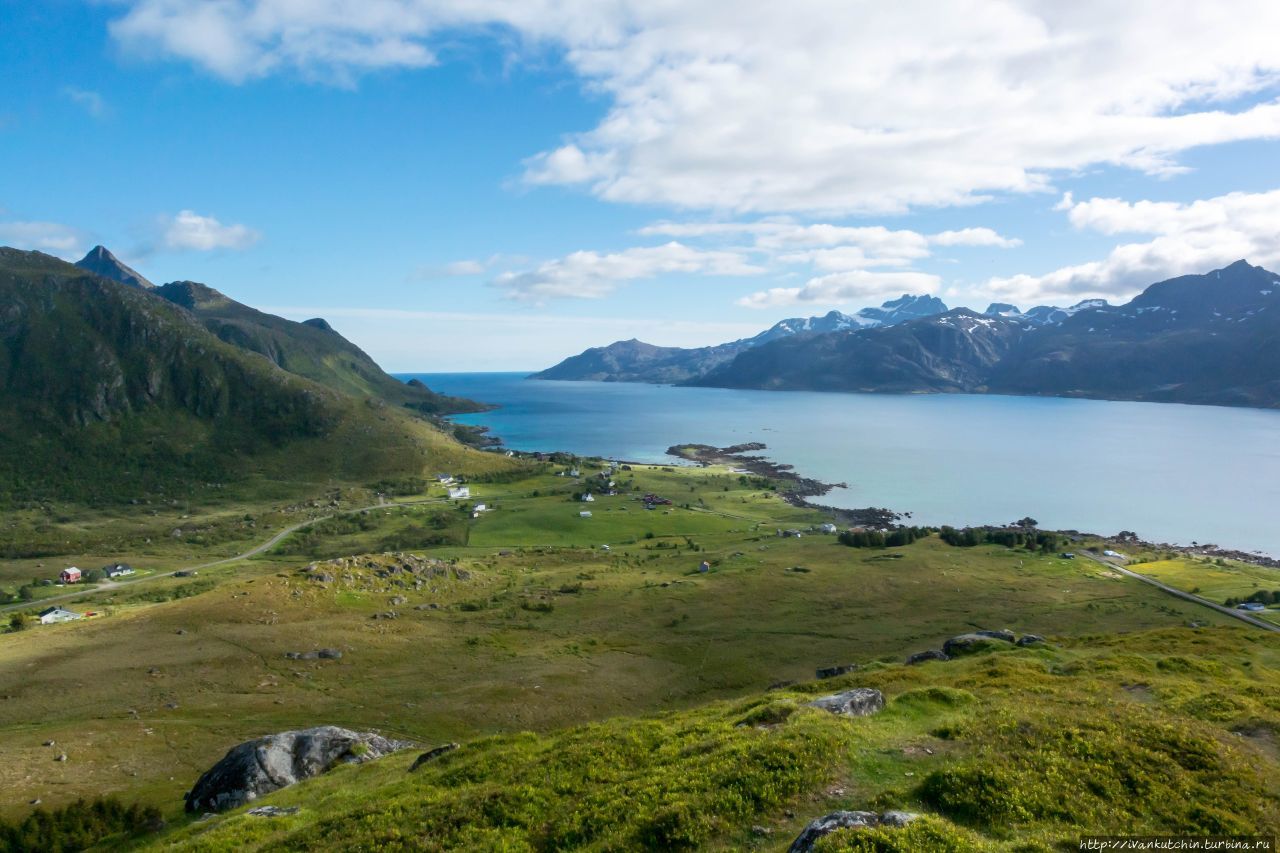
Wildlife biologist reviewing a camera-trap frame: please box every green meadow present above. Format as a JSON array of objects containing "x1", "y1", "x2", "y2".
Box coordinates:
[{"x1": 0, "y1": 459, "x2": 1276, "y2": 850}]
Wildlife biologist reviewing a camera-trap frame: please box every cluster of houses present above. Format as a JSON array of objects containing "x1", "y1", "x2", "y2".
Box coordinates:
[
  {"x1": 20, "y1": 563, "x2": 139, "y2": 628},
  {"x1": 56, "y1": 563, "x2": 135, "y2": 585}
]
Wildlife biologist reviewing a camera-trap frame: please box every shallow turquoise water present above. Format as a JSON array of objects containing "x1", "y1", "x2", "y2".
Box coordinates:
[{"x1": 404, "y1": 373, "x2": 1280, "y2": 556}]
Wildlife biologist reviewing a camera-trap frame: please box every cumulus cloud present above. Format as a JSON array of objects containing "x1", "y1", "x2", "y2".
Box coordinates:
[
  {"x1": 982, "y1": 189, "x2": 1280, "y2": 305},
  {"x1": 930, "y1": 228, "x2": 1022, "y2": 249},
  {"x1": 738, "y1": 270, "x2": 941, "y2": 308},
  {"x1": 62, "y1": 87, "x2": 108, "y2": 118},
  {"x1": 108, "y1": 1, "x2": 1280, "y2": 214},
  {"x1": 162, "y1": 210, "x2": 261, "y2": 251},
  {"x1": 0, "y1": 220, "x2": 85, "y2": 258},
  {"x1": 492, "y1": 242, "x2": 764, "y2": 303}
]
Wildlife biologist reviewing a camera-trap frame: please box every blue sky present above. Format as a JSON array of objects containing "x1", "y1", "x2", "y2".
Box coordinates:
[{"x1": 3, "y1": 2, "x2": 1280, "y2": 370}]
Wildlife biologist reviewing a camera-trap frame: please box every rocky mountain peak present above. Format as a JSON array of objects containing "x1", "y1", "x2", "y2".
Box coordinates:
[{"x1": 74, "y1": 245, "x2": 154, "y2": 289}]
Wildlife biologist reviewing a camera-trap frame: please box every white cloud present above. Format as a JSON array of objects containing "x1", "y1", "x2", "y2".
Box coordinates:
[
  {"x1": 492, "y1": 242, "x2": 764, "y2": 303},
  {"x1": 443, "y1": 259, "x2": 486, "y2": 275},
  {"x1": 930, "y1": 228, "x2": 1022, "y2": 249},
  {"x1": 982, "y1": 188, "x2": 1280, "y2": 305},
  {"x1": 162, "y1": 210, "x2": 261, "y2": 251},
  {"x1": 0, "y1": 220, "x2": 85, "y2": 258},
  {"x1": 738, "y1": 270, "x2": 941, "y2": 309},
  {"x1": 62, "y1": 87, "x2": 108, "y2": 118},
  {"x1": 109, "y1": 2, "x2": 1280, "y2": 214}
]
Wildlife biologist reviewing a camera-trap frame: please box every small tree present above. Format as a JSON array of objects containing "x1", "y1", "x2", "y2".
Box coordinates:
[{"x1": 9, "y1": 612, "x2": 33, "y2": 632}]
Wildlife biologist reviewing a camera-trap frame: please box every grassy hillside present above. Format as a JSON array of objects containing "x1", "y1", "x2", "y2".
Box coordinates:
[
  {"x1": 2, "y1": 461, "x2": 1276, "y2": 851},
  {"x1": 152, "y1": 280, "x2": 481, "y2": 415},
  {"x1": 146, "y1": 626, "x2": 1280, "y2": 851},
  {"x1": 0, "y1": 248, "x2": 506, "y2": 506}
]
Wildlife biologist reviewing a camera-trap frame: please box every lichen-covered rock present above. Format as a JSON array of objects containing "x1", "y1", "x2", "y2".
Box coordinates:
[
  {"x1": 808, "y1": 688, "x2": 884, "y2": 717},
  {"x1": 788, "y1": 810, "x2": 920, "y2": 851},
  {"x1": 1017, "y1": 633, "x2": 1045, "y2": 646},
  {"x1": 974, "y1": 629, "x2": 1016, "y2": 643},
  {"x1": 905, "y1": 649, "x2": 950, "y2": 665},
  {"x1": 184, "y1": 726, "x2": 413, "y2": 813},
  {"x1": 942, "y1": 632, "x2": 1014, "y2": 656}
]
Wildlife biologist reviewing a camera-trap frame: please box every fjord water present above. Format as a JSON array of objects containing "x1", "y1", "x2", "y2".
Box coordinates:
[{"x1": 406, "y1": 373, "x2": 1280, "y2": 556}]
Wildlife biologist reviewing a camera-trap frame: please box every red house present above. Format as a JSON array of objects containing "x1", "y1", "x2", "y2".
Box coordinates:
[{"x1": 59, "y1": 567, "x2": 82, "y2": 584}]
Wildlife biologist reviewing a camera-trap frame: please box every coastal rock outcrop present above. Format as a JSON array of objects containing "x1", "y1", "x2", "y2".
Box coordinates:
[{"x1": 184, "y1": 726, "x2": 413, "y2": 812}]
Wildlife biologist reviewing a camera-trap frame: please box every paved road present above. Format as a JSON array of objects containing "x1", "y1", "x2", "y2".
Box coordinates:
[
  {"x1": 0, "y1": 495, "x2": 449, "y2": 616},
  {"x1": 1079, "y1": 551, "x2": 1280, "y2": 633}
]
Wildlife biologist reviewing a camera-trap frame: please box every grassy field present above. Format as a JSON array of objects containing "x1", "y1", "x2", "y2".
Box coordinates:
[
  {"x1": 136, "y1": 627, "x2": 1280, "y2": 851},
  {"x1": 1131, "y1": 558, "x2": 1280, "y2": 626},
  {"x1": 0, "y1": 461, "x2": 1251, "y2": 828},
  {"x1": 0, "y1": 458, "x2": 1276, "y2": 852}
]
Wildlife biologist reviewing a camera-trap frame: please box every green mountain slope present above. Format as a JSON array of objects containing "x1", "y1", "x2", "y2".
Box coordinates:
[
  {"x1": 152, "y1": 279, "x2": 482, "y2": 414},
  {"x1": 0, "y1": 248, "x2": 500, "y2": 504}
]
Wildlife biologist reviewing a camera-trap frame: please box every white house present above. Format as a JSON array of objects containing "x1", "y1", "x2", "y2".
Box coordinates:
[
  {"x1": 473, "y1": 503, "x2": 487, "y2": 512},
  {"x1": 819, "y1": 523, "x2": 838, "y2": 534},
  {"x1": 579, "y1": 511, "x2": 593, "y2": 518},
  {"x1": 103, "y1": 563, "x2": 135, "y2": 578},
  {"x1": 581, "y1": 493, "x2": 595, "y2": 502},
  {"x1": 38, "y1": 607, "x2": 82, "y2": 625},
  {"x1": 436, "y1": 474, "x2": 455, "y2": 484},
  {"x1": 448, "y1": 486, "x2": 471, "y2": 500}
]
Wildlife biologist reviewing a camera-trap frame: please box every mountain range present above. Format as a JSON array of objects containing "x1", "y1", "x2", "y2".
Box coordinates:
[
  {"x1": 536, "y1": 261, "x2": 1280, "y2": 408},
  {"x1": 0, "y1": 246, "x2": 493, "y2": 504},
  {"x1": 533, "y1": 294, "x2": 951, "y2": 383}
]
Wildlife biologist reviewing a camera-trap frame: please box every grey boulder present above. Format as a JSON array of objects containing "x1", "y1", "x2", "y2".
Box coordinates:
[
  {"x1": 184, "y1": 726, "x2": 413, "y2": 813},
  {"x1": 815, "y1": 664, "x2": 858, "y2": 679},
  {"x1": 808, "y1": 688, "x2": 884, "y2": 717},
  {"x1": 942, "y1": 632, "x2": 1014, "y2": 656},
  {"x1": 905, "y1": 649, "x2": 949, "y2": 665},
  {"x1": 1016, "y1": 634, "x2": 1045, "y2": 646},
  {"x1": 788, "y1": 810, "x2": 920, "y2": 852}
]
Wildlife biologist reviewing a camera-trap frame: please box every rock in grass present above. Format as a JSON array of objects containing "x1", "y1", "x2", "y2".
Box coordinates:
[
  {"x1": 815, "y1": 664, "x2": 859, "y2": 679},
  {"x1": 808, "y1": 688, "x2": 884, "y2": 717},
  {"x1": 788, "y1": 810, "x2": 920, "y2": 852},
  {"x1": 905, "y1": 649, "x2": 950, "y2": 665},
  {"x1": 408, "y1": 742, "x2": 459, "y2": 772},
  {"x1": 184, "y1": 726, "x2": 414, "y2": 813},
  {"x1": 974, "y1": 629, "x2": 1016, "y2": 643},
  {"x1": 247, "y1": 805, "x2": 300, "y2": 818},
  {"x1": 1017, "y1": 634, "x2": 1045, "y2": 646},
  {"x1": 942, "y1": 632, "x2": 1014, "y2": 657}
]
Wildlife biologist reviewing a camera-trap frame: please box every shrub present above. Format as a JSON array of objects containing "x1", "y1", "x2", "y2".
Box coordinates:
[{"x1": 0, "y1": 797, "x2": 163, "y2": 853}]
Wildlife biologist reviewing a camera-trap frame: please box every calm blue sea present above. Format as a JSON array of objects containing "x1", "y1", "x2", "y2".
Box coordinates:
[{"x1": 402, "y1": 372, "x2": 1280, "y2": 557}]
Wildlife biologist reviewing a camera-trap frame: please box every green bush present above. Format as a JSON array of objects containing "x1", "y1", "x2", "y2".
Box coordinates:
[{"x1": 0, "y1": 797, "x2": 163, "y2": 853}]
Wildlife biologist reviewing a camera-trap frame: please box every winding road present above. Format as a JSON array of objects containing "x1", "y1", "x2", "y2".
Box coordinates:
[{"x1": 0, "y1": 495, "x2": 448, "y2": 616}]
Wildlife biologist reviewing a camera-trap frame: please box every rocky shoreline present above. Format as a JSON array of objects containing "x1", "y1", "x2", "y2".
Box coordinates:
[{"x1": 665, "y1": 442, "x2": 904, "y2": 529}]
